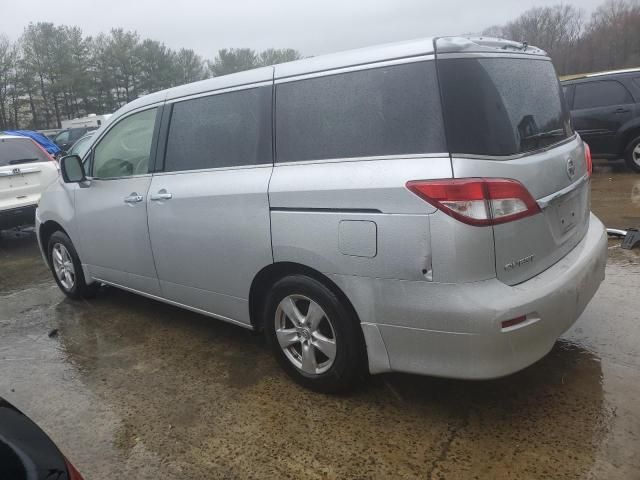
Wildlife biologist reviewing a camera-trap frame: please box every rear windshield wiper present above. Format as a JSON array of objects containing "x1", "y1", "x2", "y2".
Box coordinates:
[
  {"x1": 8, "y1": 158, "x2": 39, "y2": 165},
  {"x1": 521, "y1": 129, "x2": 565, "y2": 141}
]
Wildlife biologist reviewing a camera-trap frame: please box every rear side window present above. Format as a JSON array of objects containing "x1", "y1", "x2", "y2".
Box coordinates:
[
  {"x1": 573, "y1": 80, "x2": 633, "y2": 109},
  {"x1": 164, "y1": 86, "x2": 272, "y2": 172},
  {"x1": 275, "y1": 61, "x2": 446, "y2": 163},
  {"x1": 562, "y1": 85, "x2": 574, "y2": 109},
  {"x1": 438, "y1": 58, "x2": 572, "y2": 156},
  {"x1": 0, "y1": 138, "x2": 50, "y2": 166}
]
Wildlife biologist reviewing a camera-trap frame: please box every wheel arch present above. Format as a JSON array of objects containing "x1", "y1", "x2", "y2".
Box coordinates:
[
  {"x1": 249, "y1": 262, "x2": 362, "y2": 333},
  {"x1": 38, "y1": 220, "x2": 69, "y2": 265},
  {"x1": 617, "y1": 121, "x2": 640, "y2": 154}
]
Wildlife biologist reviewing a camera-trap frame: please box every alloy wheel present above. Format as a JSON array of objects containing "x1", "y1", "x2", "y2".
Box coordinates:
[
  {"x1": 52, "y1": 243, "x2": 75, "y2": 291},
  {"x1": 633, "y1": 143, "x2": 640, "y2": 167},
  {"x1": 274, "y1": 294, "x2": 337, "y2": 375}
]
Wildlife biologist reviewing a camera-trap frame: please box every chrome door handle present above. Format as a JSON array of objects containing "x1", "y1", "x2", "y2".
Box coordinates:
[
  {"x1": 124, "y1": 193, "x2": 144, "y2": 204},
  {"x1": 150, "y1": 190, "x2": 173, "y2": 201}
]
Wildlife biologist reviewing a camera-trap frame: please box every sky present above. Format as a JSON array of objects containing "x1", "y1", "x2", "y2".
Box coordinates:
[{"x1": 0, "y1": 0, "x2": 604, "y2": 60}]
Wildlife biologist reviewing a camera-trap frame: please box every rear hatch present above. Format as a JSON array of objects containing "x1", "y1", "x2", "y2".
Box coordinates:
[
  {"x1": 0, "y1": 137, "x2": 57, "y2": 210},
  {"x1": 435, "y1": 39, "x2": 590, "y2": 285}
]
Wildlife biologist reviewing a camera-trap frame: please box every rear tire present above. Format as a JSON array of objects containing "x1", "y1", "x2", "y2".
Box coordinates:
[
  {"x1": 47, "y1": 231, "x2": 97, "y2": 299},
  {"x1": 623, "y1": 135, "x2": 640, "y2": 173},
  {"x1": 264, "y1": 275, "x2": 366, "y2": 393}
]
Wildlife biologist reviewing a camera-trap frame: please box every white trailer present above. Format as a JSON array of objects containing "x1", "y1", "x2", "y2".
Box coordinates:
[{"x1": 61, "y1": 113, "x2": 112, "y2": 130}]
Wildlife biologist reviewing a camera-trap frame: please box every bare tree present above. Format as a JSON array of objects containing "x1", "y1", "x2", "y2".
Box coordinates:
[{"x1": 484, "y1": 1, "x2": 640, "y2": 75}]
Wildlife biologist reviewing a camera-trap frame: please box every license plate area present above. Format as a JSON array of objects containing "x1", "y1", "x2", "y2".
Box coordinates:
[
  {"x1": 0, "y1": 170, "x2": 37, "y2": 190},
  {"x1": 556, "y1": 194, "x2": 579, "y2": 233},
  {"x1": 547, "y1": 182, "x2": 588, "y2": 241}
]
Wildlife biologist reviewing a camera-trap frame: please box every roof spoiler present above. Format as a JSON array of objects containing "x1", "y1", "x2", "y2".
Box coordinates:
[{"x1": 434, "y1": 36, "x2": 547, "y2": 56}]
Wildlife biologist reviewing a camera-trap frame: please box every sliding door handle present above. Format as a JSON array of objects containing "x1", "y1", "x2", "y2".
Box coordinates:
[
  {"x1": 124, "y1": 193, "x2": 144, "y2": 204},
  {"x1": 150, "y1": 189, "x2": 173, "y2": 201}
]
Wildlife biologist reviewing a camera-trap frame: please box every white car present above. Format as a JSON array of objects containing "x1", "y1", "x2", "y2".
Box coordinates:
[{"x1": 0, "y1": 135, "x2": 59, "y2": 230}]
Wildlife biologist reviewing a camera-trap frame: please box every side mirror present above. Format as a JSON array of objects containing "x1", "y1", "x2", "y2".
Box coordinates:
[{"x1": 60, "y1": 155, "x2": 86, "y2": 183}]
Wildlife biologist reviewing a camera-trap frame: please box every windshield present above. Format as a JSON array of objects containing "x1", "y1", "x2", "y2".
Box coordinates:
[
  {"x1": 0, "y1": 137, "x2": 50, "y2": 166},
  {"x1": 438, "y1": 57, "x2": 573, "y2": 156}
]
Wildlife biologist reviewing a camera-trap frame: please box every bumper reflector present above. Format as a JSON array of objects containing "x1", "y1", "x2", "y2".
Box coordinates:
[{"x1": 501, "y1": 315, "x2": 528, "y2": 330}]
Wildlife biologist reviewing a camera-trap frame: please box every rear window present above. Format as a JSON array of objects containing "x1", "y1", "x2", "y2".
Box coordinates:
[
  {"x1": 275, "y1": 61, "x2": 446, "y2": 162},
  {"x1": 438, "y1": 58, "x2": 572, "y2": 156},
  {"x1": 0, "y1": 137, "x2": 50, "y2": 166}
]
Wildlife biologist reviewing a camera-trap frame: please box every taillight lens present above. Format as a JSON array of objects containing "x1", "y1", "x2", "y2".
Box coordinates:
[
  {"x1": 64, "y1": 457, "x2": 85, "y2": 480},
  {"x1": 584, "y1": 142, "x2": 592, "y2": 177},
  {"x1": 406, "y1": 178, "x2": 541, "y2": 226}
]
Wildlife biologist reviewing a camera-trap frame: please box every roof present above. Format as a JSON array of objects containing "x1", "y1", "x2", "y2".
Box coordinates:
[
  {"x1": 562, "y1": 67, "x2": 640, "y2": 83},
  {"x1": 111, "y1": 36, "x2": 546, "y2": 122}
]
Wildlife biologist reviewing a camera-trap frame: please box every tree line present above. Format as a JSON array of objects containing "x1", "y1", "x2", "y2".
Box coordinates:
[
  {"x1": 0, "y1": 24, "x2": 301, "y2": 130},
  {"x1": 484, "y1": 0, "x2": 640, "y2": 76},
  {"x1": 1, "y1": 0, "x2": 639, "y2": 131}
]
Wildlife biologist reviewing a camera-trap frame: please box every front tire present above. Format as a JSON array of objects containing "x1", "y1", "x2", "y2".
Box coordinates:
[
  {"x1": 264, "y1": 275, "x2": 366, "y2": 393},
  {"x1": 47, "y1": 231, "x2": 97, "y2": 299},
  {"x1": 624, "y1": 135, "x2": 640, "y2": 172}
]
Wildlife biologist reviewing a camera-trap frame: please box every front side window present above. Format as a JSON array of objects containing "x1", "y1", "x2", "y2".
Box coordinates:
[
  {"x1": 275, "y1": 61, "x2": 446, "y2": 163},
  {"x1": 164, "y1": 86, "x2": 272, "y2": 172},
  {"x1": 69, "y1": 136, "x2": 93, "y2": 159},
  {"x1": 92, "y1": 108, "x2": 157, "y2": 179},
  {"x1": 438, "y1": 57, "x2": 572, "y2": 156},
  {"x1": 573, "y1": 80, "x2": 633, "y2": 109}
]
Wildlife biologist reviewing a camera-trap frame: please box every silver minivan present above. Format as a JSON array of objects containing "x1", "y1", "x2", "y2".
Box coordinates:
[{"x1": 36, "y1": 37, "x2": 608, "y2": 392}]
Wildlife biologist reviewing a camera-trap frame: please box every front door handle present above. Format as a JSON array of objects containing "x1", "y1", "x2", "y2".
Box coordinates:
[
  {"x1": 150, "y1": 189, "x2": 173, "y2": 201},
  {"x1": 124, "y1": 193, "x2": 144, "y2": 204},
  {"x1": 613, "y1": 107, "x2": 630, "y2": 113}
]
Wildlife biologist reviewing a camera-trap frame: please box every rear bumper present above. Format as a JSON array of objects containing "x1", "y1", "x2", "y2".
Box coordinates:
[
  {"x1": 332, "y1": 213, "x2": 608, "y2": 379},
  {"x1": 0, "y1": 204, "x2": 37, "y2": 230}
]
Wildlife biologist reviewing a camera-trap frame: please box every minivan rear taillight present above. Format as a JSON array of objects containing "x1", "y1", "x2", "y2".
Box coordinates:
[
  {"x1": 584, "y1": 142, "x2": 592, "y2": 177},
  {"x1": 406, "y1": 178, "x2": 541, "y2": 226}
]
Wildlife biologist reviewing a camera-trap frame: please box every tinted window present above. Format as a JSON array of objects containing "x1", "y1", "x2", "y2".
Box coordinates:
[
  {"x1": 68, "y1": 135, "x2": 93, "y2": 159},
  {"x1": 275, "y1": 61, "x2": 445, "y2": 163},
  {"x1": 92, "y1": 108, "x2": 157, "y2": 179},
  {"x1": 0, "y1": 137, "x2": 50, "y2": 166},
  {"x1": 439, "y1": 58, "x2": 572, "y2": 156},
  {"x1": 54, "y1": 131, "x2": 69, "y2": 145},
  {"x1": 574, "y1": 80, "x2": 633, "y2": 109},
  {"x1": 562, "y1": 85, "x2": 574, "y2": 108},
  {"x1": 164, "y1": 87, "x2": 271, "y2": 172},
  {"x1": 68, "y1": 128, "x2": 86, "y2": 142}
]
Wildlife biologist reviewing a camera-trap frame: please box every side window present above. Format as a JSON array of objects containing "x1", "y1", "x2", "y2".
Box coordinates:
[
  {"x1": 55, "y1": 131, "x2": 69, "y2": 145},
  {"x1": 92, "y1": 108, "x2": 157, "y2": 179},
  {"x1": 562, "y1": 85, "x2": 574, "y2": 109},
  {"x1": 275, "y1": 61, "x2": 446, "y2": 163},
  {"x1": 164, "y1": 86, "x2": 272, "y2": 172},
  {"x1": 573, "y1": 80, "x2": 633, "y2": 109},
  {"x1": 69, "y1": 129, "x2": 85, "y2": 142},
  {"x1": 69, "y1": 136, "x2": 92, "y2": 159}
]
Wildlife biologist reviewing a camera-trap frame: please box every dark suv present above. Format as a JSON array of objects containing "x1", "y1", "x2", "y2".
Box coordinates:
[
  {"x1": 52, "y1": 127, "x2": 96, "y2": 152},
  {"x1": 562, "y1": 69, "x2": 640, "y2": 172}
]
